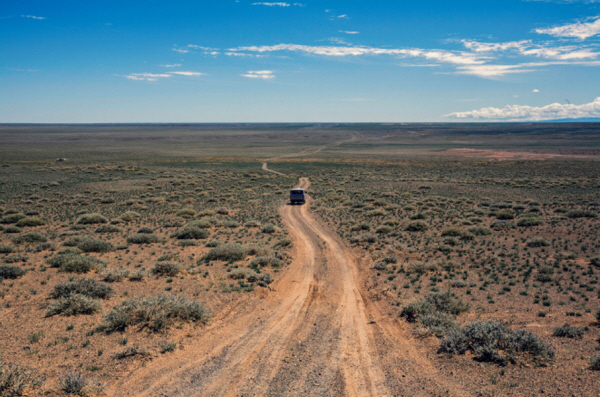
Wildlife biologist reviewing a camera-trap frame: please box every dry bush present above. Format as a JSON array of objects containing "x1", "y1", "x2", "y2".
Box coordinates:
[
  {"x1": 46, "y1": 294, "x2": 102, "y2": 317},
  {"x1": 51, "y1": 278, "x2": 113, "y2": 299},
  {"x1": 202, "y1": 244, "x2": 247, "y2": 262},
  {"x1": 46, "y1": 253, "x2": 107, "y2": 273},
  {"x1": 150, "y1": 261, "x2": 180, "y2": 277},
  {"x1": 0, "y1": 362, "x2": 42, "y2": 396},
  {"x1": 75, "y1": 213, "x2": 108, "y2": 225}
]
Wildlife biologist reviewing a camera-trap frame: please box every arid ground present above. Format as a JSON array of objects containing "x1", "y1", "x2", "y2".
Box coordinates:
[{"x1": 0, "y1": 123, "x2": 599, "y2": 396}]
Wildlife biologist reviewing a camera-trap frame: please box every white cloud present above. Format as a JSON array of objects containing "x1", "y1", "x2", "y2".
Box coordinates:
[
  {"x1": 160, "y1": 64, "x2": 182, "y2": 67},
  {"x1": 533, "y1": 89, "x2": 540, "y2": 92},
  {"x1": 241, "y1": 70, "x2": 275, "y2": 79},
  {"x1": 21, "y1": 15, "x2": 45, "y2": 20},
  {"x1": 340, "y1": 31, "x2": 360, "y2": 34},
  {"x1": 461, "y1": 39, "x2": 600, "y2": 60},
  {"x1": 337, "y1": 14, "x2": 349, "y2": 19},
  {"x1": 172, "y1": 48, "x2": 189, "y2": 54},
  {"x1": 536, "y1": 17, "x2": 600, "y2": 40},
  {"x1": 230, "y1": 44, "x2": 485, "y2": 65},
  {"x1": 169, "y1": 71, "x2": 205, "y2": 76},
  {"x1": 253, "y1": 2, "x2": 289, "y2": 6},
  {"x1": 188, "y1": 45, "x2": 219, "y2": 51},
  {"x1": 455, "y1": 64, "x2": 537, "y2": 77},
  {"x1": 124, "y1": 73, "x2": 172, "y2": 81},
  {"x1": 446, "y1": 97, "x2": 600, "y2": 121}
]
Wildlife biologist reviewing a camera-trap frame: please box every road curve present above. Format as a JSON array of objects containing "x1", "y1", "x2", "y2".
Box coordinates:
[{"x1": 108, "y1": 176, "x2": 471, "y2": 397}]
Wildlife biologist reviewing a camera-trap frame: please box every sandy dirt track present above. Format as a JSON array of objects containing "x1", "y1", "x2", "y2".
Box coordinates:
[{"x1": 108, "y1": 174, "x2": 471, "y2": 397}]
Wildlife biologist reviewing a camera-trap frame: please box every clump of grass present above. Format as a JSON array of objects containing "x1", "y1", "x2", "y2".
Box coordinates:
[
  {"x1": 552, "y1": 324, "x2": 586, "y2": 338},
  {"x1": 101, "y1": 268, "x2": 130, "y2": 282},
  {"x1": 405, "y1": 221, "x2": 429, "y2": 232},
  {"x1": 95, "y1": 225, "x2": 122, "y2": 234},
  {"x1": 103, "y1": 295, "x2": 211, "y2": 332},
  {"x1": 406, "y1": 260, "x2": 439, "y2": 274},
  {"x1": 15, "y1": 217, "x2": 46, "y2": 227},
  {"x1": 401, "y1": 291, "x2": 468, "y2": 323},
  {"x1": 76, "y1": 213, "x2": 108, "y2": 225},
  {"x1": 170, "y1": 227, "x2": 209, "y2": 240},
  {"x1": 202, "y1": 243, "x2": 247, "y2": 262},
  {"x1": 115, "y1": 344, "x2": 151, "y2": 360},
  {"x1": 566, "y1": 210, "x2": 596, "y2": 219},
  {"x1": 150, "y1": 261, "x2": 180, "y2": 277},
  {"x1": 261, "y1": 223, "x2": 277, "y2": 234},
  {"x1": 526, "y1": 237, "x2": 551, "y2": 248},
  {"x1": 490, "y1": 220, "x2": 516, "y2": 230},
  {"x1": 12, "y1": 232, "x2": 47, "y2": 244},
  {"x1": 128, "y1": 270, "x2": 146, "y2": 282},
  {"x1": 247, "y1": 273, "x2": 273, "y2": 287},
  {"x1": 59, "y1": 371, "x2": 104, "y2": 395},
  {"x1": 0, "y1": 245, "x2": 14, "y2": 254},
  {"x1": 274, "y1": 238, "x2": 293, "y2": 248},
  {"x1": 46, "y1": 294, "x2": 102, "y2": 317},
  {"x1": 46, "y1": 253, "x2": 107, "y2": 273},
  {"x1": 350, "y1": 233, "x2": 377, "y2": 243},
  {"x1": 120, "y1": 211, "x2": 141, "y2": 222},
  {"x1": 2, "y1": 254, "x2": 28, "y2": 264},
  {"x1": 517, "y1": 217, "x2": 544, "y2": 227},
  {"x1": 159, "y1": 341, "x2": 177, "y2": 353},
  {"x1": 590, "y1": 355, "x2": 600, "y2": 371},
  {"x1": 50, "y1": 278, "x2": 114, "y2": 299},
  {"x1": 250, "y1": 256, "x2": 282, "y2": 268},
  {"x1": 439, "y1": 321, "x2": 554, "y2": 365},
  {"x1": 0, "y1": 269, "x2": 25, "y2": 287},
  {"x1": 127, "y1": 233, "x2": 160, "y2": 244},
  {"x1": 467, "y1": 226, "x2": 491, "y2": 236},
  {"x1": 77, "y1": 238, "x2": 114, "y2": 253},
  {"x1": 0, "y1": 362, "x2": 43, "y2": 396},
  {"x1": 0, "y1": 214, "x2": 26, "y2": 224}
]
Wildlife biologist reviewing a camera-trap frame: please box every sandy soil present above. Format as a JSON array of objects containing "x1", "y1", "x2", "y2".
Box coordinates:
[
  {"x1": 107, "y1": 170, "x2": 471, "y2": 396},
  {"x1": 445, "y1": 148, "x2": 595, "y2": 160}
]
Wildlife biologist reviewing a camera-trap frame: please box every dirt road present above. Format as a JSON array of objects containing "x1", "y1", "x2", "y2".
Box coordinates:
[{"x1": 109, "y1": 175, "x2": 471, "y2": 397}]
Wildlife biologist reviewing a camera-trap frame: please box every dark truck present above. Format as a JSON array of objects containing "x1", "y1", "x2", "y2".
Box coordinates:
[{"x1": 289, "y1": 188, "x2": 306, "y2": 205}]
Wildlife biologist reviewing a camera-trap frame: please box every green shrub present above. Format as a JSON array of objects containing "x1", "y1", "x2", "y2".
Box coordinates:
[
  {"x1": 12, "y1": 232, "x2": 47, "y2": 244},
  {"x1": 46, "y1": 294, "x2": 102, "y2": 316},
  {"x1": 46, "y1": 253, "x2": 107, "y2": 273},
  {"x1": 467, "y1": 226, "x2": 492, "y2": 236},
  {"x1": 419, "y1": 312, "x2": 460, "y2": 337},
  {"x1": 103, "y1": 295, "x2": 211, "y2": 332},
  {"x1": 405, "y1": 221, "x2": 429, "y2": 232},
  {"x1": 59, "y1": 371, "x2": 103, "y2": 395},
  {"x1": 205, "y1": 240, "x2": 222, "y2": 248},
  {"x1": 176, "y1": 207, "x2": 196, "y2": 218},
  {"x1": 527, "y1": 237, "x2": 551, "y2": 248},
  {"x1": 128, "y1": 270, "x2": 146, "y2": 281},
  {"x1": 0, "y1": 362, "x2": 42, "y2": 396},
  {"x1": 127, "y1": 233, "x2": 160, "y2": 244},
  {"x1": 0, "y1": 245, "x2": 14, "y2": 254},
  {"x1": 247, "y1": 244, "x2": 274, "y2": 257},
  {"x1": 590, "y1": 355, "x2": 600, "y2": 371},
  {"x1": 137, "y1": 227, "x2": 154, "y2": 234},
  {"x1": 490, "y1": 221, "x2": 516, "y2": 230},
  {"x1": 0, "y1": 214, "x2": 26, "y2": 224},
  {"x1": 228, "y1": 269, "x2": 253, "y2": 280},
  {"x1": 517, "y1": 217, "x2": 544, "y2": 227},
  {"x1": 76, "y1": 213, "x2": 108, "y2": 225},
  {"x1": 590, "y1": 257, "x2": 600, "y2": 268},
  {"x1": 566, "y1": 210, "x2": 596, "y2": 219},
  {"x1": 274, "y1": 238, "x2": 293, "y2": 248},
  {"x1": 4, "y1": 226, "x2": 22, "y2": 234},
  {"x1": 440, "y1": 321, "x2": 554, "y2": 364},
  {"x1": 250, "y1": 256, "x2": 282, "y2": 268},
  {"x1": 95, "y1": 225, "x2": 122, "y2": 233},
  {"x1": 120, "y1": 211, "x2": 141, "y2": 222},
  {"x1": 552, "y1": 324, "x2": 585, "y2": 338},
  {"x1": 401, "y1": 291, "x2": 468, "y2": 323},
  {"x1": 187, "y1": 219, "x2": 212, "y2": 229},
  {"x1": 15, "y1": 217, "x2": 46, "y2": 227},
  {"x1": 170, "y1": 227, "x2": 209, "y2": 240},
  {"x1": 202, "y1": 243, "x2": 247, "y2": 262},
  {"x1": 78, "y1": 238, "x2": 114, "y2": 253},
  {"x1": 159, "y1": 341, "x2": 177, "y2": 354},
  {"x1": 51, "y1": 278, "x2": 113, "y2": 299},
  {"x1": 595, "y1": 308, "x2": 600, "y2": 323},
  {"x1": 247, "y1": 273, "x2": 273, "y2": 287},
  {"x1": 2, "y1": 254, "x2": 28, "y2": 263},
  {"x1": 350, "y1": 233, "x2": 377, "y2": 243},
  {"x1": 496, "y1": 211, "x2": 514, "y2": 220},
  {"x1": 150, "y1": 261, "x2": 180, "y2": 277},
  {"x1": 441, "y1": 228, "x2": 463, "y2": 237},
  {"x1": 101, "y1": 268, "x2": 130, "y2": 282},
  {"x1": 261, "y1": 223, "x2": 277, "y2": 233},
  {"x1": 0, "y1": 265, "x2": 26, "y2": 280}
]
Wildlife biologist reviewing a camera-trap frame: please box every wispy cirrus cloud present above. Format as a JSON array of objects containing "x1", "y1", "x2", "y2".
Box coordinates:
[
  {"x1": 251, "y1": 2, "x2": 305, "y2": 7},
  {"x1": 446, "y1": 97, "x2": 600, "y2": 120},
  {"x1": 229, "y1": 44, "x2": 486, "y2": 65},
  {"x1": 241, "y1": 70, "x2": 275, "y2": 79},
  {"x1": 535, "y1": 17, "x2": 600, "y2": 40},
  {"x1": 168, "y1": 71, "x2": 205, "y2": 76},
  {"x1": 124, "y1": 73, "x2": 172, "y2": 81},
  {"x1": 172, "y1": 48, "x2": 189, "y2": 54},
  {"x1": 461, "y1": 39, "x2": 599, "y2": 60},
  {"x1": 123, "y1": 71, "x2": 204, "y2": 81},
  {"x1": 21, "y1": 15, "x2": 45, "y2": 20},
  {"x1": 160, "y1": 64, "x2": 182, "y2": 67}
]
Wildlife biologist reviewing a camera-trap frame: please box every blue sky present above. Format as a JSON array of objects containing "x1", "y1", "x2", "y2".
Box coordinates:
[{"x1": 2, "y1": 0, "x2": 600, "y2": 122}]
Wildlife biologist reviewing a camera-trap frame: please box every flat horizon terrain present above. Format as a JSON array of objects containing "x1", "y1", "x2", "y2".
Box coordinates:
[{"x1": 0, "y1": 124, "x2": 599, "y2": 396}]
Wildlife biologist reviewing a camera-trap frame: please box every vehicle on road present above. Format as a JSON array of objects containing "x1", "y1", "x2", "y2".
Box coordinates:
[{"x1": 290, "y1": 188, "x2": 306, "y2": 205}]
